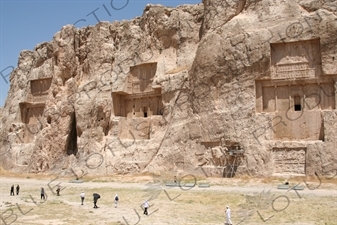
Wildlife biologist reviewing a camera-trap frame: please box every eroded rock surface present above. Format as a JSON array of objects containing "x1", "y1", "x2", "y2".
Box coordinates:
[{"x1": 0, "y1": 0, "x2": 336, "y2": 177}]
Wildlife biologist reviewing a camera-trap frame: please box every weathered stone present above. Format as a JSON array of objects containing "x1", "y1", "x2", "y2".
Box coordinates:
[{"x1": 0, "y1": 1, "x2": 336, "y2": 178}]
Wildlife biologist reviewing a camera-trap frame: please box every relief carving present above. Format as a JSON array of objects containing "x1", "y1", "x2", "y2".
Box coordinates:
[
  {"x1": 272, "y1": 148, "x2": 306, "y2": 175},
  {"x1": 271, "y1": 39, "x2": 321, "y2": 79}
]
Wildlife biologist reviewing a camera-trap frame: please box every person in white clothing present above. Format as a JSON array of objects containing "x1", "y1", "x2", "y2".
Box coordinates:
[
  {"x1": 143, "y1": 200, "x2": 149, "y2": 215},
  {"x1": 225, "y1": 206, "x2": 232, "y2": 225},
  {"x1": 80, "y1": 192, "x2": 85, "y2": 205}
]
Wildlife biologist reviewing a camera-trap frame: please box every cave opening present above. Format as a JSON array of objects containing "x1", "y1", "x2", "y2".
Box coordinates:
[{"x1": 66, "y1": 112, "x2": 78, "y2": 156}]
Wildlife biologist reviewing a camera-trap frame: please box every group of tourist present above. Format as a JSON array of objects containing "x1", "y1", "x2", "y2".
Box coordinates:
[
  {"x1": 81, "y1": 192, "x2": 119, "y2": 209},
  {"x1": 49, "y1": 188, "x2": 150, "y2": 214},
  {"x1": 10, "y1": 185, "x2": 151, "y2": 213},
  {"x1": 9, "y1": 185, "x2": 230, "y2": 222},
  {"x1": 77, "y1": 190, "x2": 149, "y2": 214},
  {"x1": 9, "y1": 185, "x2": 19, "y2": 196},
  {"x1": 83, "y1": 191, "x2": 148, "y2": 215}
]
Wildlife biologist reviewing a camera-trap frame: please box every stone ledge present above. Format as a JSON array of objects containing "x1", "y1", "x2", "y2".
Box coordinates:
[{"x1": 69, "y1": 180, "x2": 84, "y2": 183}]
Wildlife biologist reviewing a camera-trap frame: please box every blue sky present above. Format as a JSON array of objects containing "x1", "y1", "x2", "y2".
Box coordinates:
[{"x1": 0, "y1": 0, "x2": 201, "y2": 107}]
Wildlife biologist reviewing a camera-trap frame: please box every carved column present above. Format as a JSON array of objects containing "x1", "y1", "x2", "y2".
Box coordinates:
[
  {"x1": 335, "y1": 81, "x2": 337, "y2": 109},
  {"x1": 255, "y1": 81, "x2": 262, "y2": 113},
  {"x1": 274, "y1": 86, "x2": 277, "y2": 112},
  {"x1": 288, "y1": 85, "x2": 291, "y2": 110}
]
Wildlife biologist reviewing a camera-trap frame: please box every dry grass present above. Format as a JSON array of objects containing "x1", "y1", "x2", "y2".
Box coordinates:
[
  {"x1": 0, "y1": 172, "x2": 336, "y2": 224},
  {"x1": 0, "y1": 166, "x2": 55, "y2": 180},
  {"x1": 5, "y1": 186, "x2": 336, "y2": 225}
]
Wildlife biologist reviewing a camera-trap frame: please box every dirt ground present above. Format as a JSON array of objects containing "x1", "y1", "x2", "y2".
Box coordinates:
[{"x1": 0, "y1": 173, "x2": 336, "y2": 225}]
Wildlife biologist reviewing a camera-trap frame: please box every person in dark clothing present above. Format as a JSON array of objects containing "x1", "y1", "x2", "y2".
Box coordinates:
[
  {"x1": 10, "y1": 185, "x2": 15, "y2": 196},
  {"x1": 93, "y1": 193, "x2": 100, "y2": 208},
  {"x1": 41, "y1": 187, "x2": 45, "y2": 199},
  {"x1": 80, "y1": 192, "x2": 85, "y2": 205},
  {"x1": 16, "y1": 185, "x2": 20, "y2": 195},
  {"x1": 56, "y1": 186, "x2": 60, "y2": 196},
  {"x1": 114, "y1": 194, "x2": 119, "y2": 208}
]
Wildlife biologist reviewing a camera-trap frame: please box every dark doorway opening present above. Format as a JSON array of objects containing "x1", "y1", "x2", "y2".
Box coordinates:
[
  {"x1": 294, "y1": 95, "x2": 301, "y2": 111},
  {"x1": 144, "y1": 107, "x2": 148, "y2": 118},
  {"x1": 294, "y1": 104, "x2": 301, "y2": 111},
  {"x1": 66, "y1": 112, "x2": 78, "y2": 156}
]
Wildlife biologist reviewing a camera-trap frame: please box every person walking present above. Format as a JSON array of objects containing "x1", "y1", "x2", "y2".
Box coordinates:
[
  {"x1": 93, "y1": 193, "x2": 100, "y2": 208},
  {"x1": 41, "y1": 187, "x2": 45, "y2": 200},
  {"x1": 143, "y1": 200, "x2": 149, "y2": 215},
  {"x1": 80, "y1": 191, "x2": 85, "y2": 205},
  {"x1": 56, "y1": 186, "x2": 61, "y2": 196},
  {"x1": 16, "y1": 185, "x2": 20, "y2": 195},
  {"x1": 225, "y1": 206, "x2": 233, "y2": 225},
  {"x1": 10, "y1": 185, "x2": 15, "y2": 196},
  {"x1": 114, "y1": 194, "x2": 119, "y2": 208}
]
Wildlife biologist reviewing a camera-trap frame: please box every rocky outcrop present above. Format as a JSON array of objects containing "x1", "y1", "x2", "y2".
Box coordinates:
[{"x1": 0, "y1": 0, "x2": 336, "y2": 177}]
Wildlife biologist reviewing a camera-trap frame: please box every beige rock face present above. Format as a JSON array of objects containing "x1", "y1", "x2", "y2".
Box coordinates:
[{"x1": 0, "y1": 1, "x2": 336, "y2": 178}]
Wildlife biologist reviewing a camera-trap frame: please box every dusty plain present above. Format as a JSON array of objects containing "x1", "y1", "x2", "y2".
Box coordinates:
[{"x1": 0, "y1": 171, "x2": 336, "y2": 225}]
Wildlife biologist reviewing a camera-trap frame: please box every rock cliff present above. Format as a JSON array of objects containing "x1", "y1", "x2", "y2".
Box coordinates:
[{"x1": 1, "y1": 0, "x2": 336, "y2": 178}]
